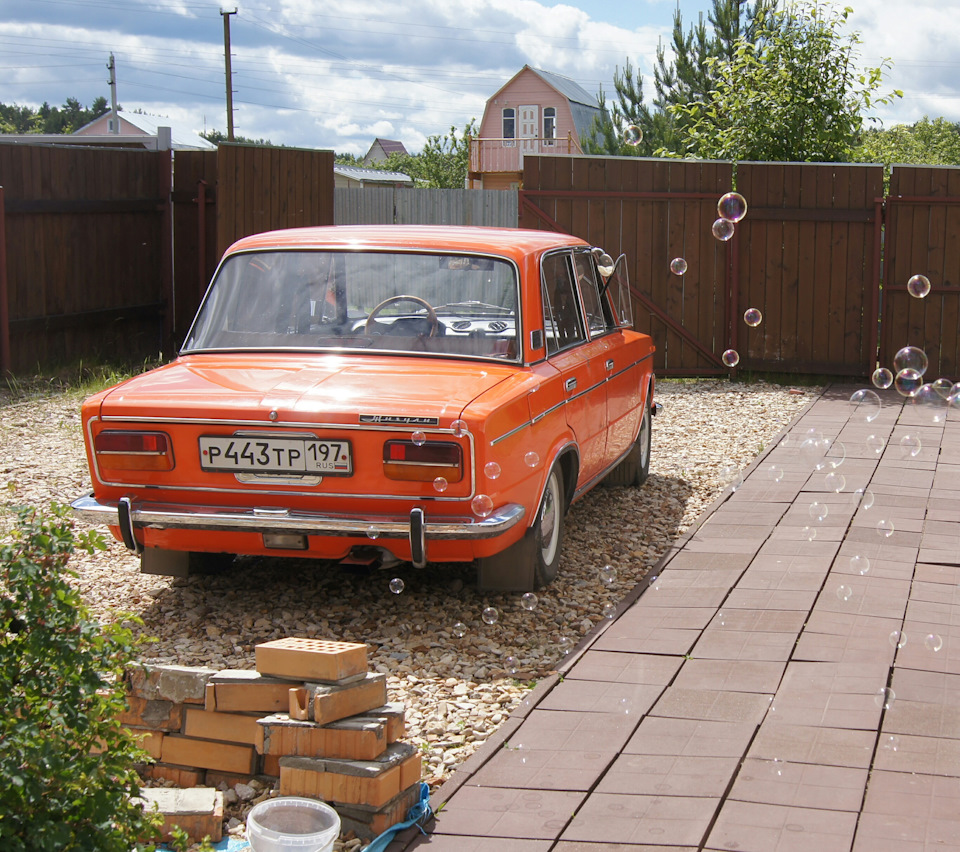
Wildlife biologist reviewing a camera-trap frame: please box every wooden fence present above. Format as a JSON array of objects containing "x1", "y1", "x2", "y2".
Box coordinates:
[{"x1": 1, "y1": 143, "x2": 958, "y2": 382}]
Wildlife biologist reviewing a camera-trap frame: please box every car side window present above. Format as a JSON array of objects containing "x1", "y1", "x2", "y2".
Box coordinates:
[
  {"x1": 572, "y1": 252, "x2": 616, "y2": 336},
  {"x1": 541, "y1": 252, "x2": 585, "y2": 355}
]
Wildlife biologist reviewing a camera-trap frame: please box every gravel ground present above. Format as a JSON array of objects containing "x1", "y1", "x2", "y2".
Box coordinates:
[{"x1": 0, "y1": 377, "x2": 817, "y2": 844}]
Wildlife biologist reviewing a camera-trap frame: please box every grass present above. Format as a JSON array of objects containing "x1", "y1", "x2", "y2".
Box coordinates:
[{"x1": 1, "y1": 356, "x2": 165, "y2": 402}]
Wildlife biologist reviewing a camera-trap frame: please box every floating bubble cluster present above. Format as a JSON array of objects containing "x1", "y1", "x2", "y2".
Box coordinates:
[
  {"x1": 389, "y1": 577, "x2": 405, "y2": 594},
  {"x1": 524, "y1": 451, "x2": 540, "y2": 468},
  {"x1": 520, "y1": 592, "x2": 538, "y2": 611},
  {"x1": 712, "y1": 218, "x2": 735, "y2": 241},
  {"x1": 623, "y1": 125, "x2": 643, "y2": 146},
  {"x1": 849, "y1": 388, "x2": 881, "y2": 422},
  {"x1": 875, "y1": 687, "x2": 896, "y2": 710},
  {"x1": 471, "y1": 494, "x2": 493, "y2": 518},
  {"x1": 899, "y1": 434, "x2": 922, "y2": 458},
  {"x1": 933, "y1": 377, "x2": 955, "y2": 399},
  {"x1": 412, "y1": 430, "x2": 426, "y2": 446},
  {"x1": 809, "y1": 501, "x2": 828, "y2": 522},
  {"x1": 850, "y1": 554, "x2": 870, "y2": 575},
  {"x1": 433, "y1": 476, "x2": 448, "y2": 493},
  {"x1": 484, "y1": 461, "x2": 502, "y2": 480},
  {"x1": 717, "y1": 191, "x2": 748, "y2": 222},
  {"x1": 907, "y1": 273, "x2": 931, "y2": 299},
  {"x1": 925, "y1": 633, "x2": 944, "y2": 653},
  {"x1": 602, "y1": 602, "x2": 617, "y2": 620},
  {"x1": 481, "y1": 606, "x2": 499, "y2": 625},
  {"x1": 895, "y1": 368, "x2": 922, "y2": 397},
  {"x1": 722, "y1": 349, "x2": 740, "y2": 368},
  {"x1": 670, "y1": 257, "x2": 688, "y2": 276},
  {"x1": 889, "y1": 630, "x2": 907, "y2": 649},
  {"x1": 911, "y1": 384, "x2": 947, "y2": 425},
  {"x1": 452, "y1": 621, "x2": 467, "y2": 638},
  {"x1": 366, "y1": 526, "x2": 380, "y2": 540},
  {"x1": 599, "y1": 564, "x2": 617, "y2": 586},
  {"x1": 597, "y1": 253, "x2": 615, "y2": 277},
  {"x1": 451, "y1": 419, "x2": 468, "y2": 437},
  {"x1": 872, "y1": 367, "x2": 894, "y2": 390},
  {"x1": 766, "y1": 464, "x2": 784, "y2": 483},
  {"x1": 743, "y1": 307, "x2": 762, "y2": 327},
  {"x1": 837, "y1": 584, "x2": 853, "y2": 601},
  {"x1": 877, "y1": 518, "x2": 895, "y2": 537},
  {"x1": 894, "y1": 345, "x2": 929, "y2": 376},
  {"x1": 719, "y1": 464, "x2": 743, "y2": 492}
]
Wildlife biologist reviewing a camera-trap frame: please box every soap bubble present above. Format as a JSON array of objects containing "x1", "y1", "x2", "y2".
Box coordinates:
[
  {"x1": 484, "y1": 461, "x2": 502, "y2": 480},
  {"x1": 597, "y1": 253, "x2": 615, "y2": 277},
  {"x1": 433, "y1": 476, "x2": 448, "y2": 493},
  {"x1": 801, "y1": 525, "x2": 817, "y2": 541},
  {"x1": 648, "y1": 573, "x2": 660, "y2": 589},
  {"x1": 925, "y1": 633, "x2": 943, "y2": 653},
  {"x1": 907, "y1": 273, "x2": 931, "y2": 298},
  {"x1": 482, "y1": 606, "x2": 499, "y2": 625},
  {"x1": 889, "y1": 630, "x2": 907, "y2": 649},
  {"x1": 504, "y1": 655, "x2": 519, "y2": 675},
  {"x1": 827, "y1": 440, "x2": 846, "y2": 469},
  {"x1": 599, "y1": 564, "x2": 617, "y2": 586},
  {"x1": 743, "y1": 307, "x2": 762, "y2": 327},
  {"x1": 712, "y1": 218, "x2": 735, "y2": 241},
  {"x1": 836, "y1": 584, "x2": 853, "y2": 601},
  {"x1": 720, "y1": 464, "x2": 743, "y2": 492},
  {"x1": 849, "y1": 388, "x2": 881, "y2": 422},
  {"x1": 800, "y1": 434, "x2": 828, "y2": 470},
  {"x1": 911, "y1": 384, "x2": 947, "y2": 424},
  {"x1": 824, "y1": 471, "x2": 846, "y2": 493},
  {"x1": 894, "y1": 345, "x2": 928, "y2": 377},
  {"x1": 872, "y1": 367, "x2": 894, "y2": 389},
  {"x1": 451, "y1": 419, "x2": 468, "y2": 437},
  {"x1": 718, "y1": 191, "x2": 748, "y2": 222},
  {"x1": 851, "y1": 488, "x2": 875, "y2": 511},
  {"x1": 882, "y1": 734, "x2": 900, "y2": 752},
  {"x1": 766, "y1": 464, "x2": 784, "y2": 482},
  {"x1": 524, "y1": 451, "x2": 540, "y2": 468},
  {"x1": 865, "y1": 435, "x2": 885, "y2": 456},
  {"x1": 520, "y1": 592, "x2": 538, "y2": 611},
  {"x1": 933, "y1": 378, "x2": 954, "y2": 399},
  {"x1": 602, "y1": 602, "x2": 617, "y2": 620},
  {"x1": 558, "y1": 636, "x2": 573, "y2": 656},
  {"x1": 623, "y1": 124, "x2": 643, "y2": 146},
  {"x1": 895, "y1": 368, "x2": 922, "y2": 397},
  {"x1": 670, "y1": 257, "x2": 688, "y2": 275},
  {"x1": 899, "y1": 434, "x2": 922, "y2": 458},
  {"x1": 722, "y1": 349, "x2": 740, "y2": 367},
  {"x1": 876, "y1": 518, "x2": 895, "y2": 537},
  {"x1": 875, "y1": 687, "x2": 896, "y2": 710},
  {"x1": 850, "y1": 554, "x2": 870, "y2": 575},
  {"x1": 411, "y1": 430, "x2": 426, "y2": 446},
  {"x1": 452, "y1": 621, "x2": 467, "y2": 638},
  {"x1": 769, "y1": 757, "x2": 785, "y2": 777},
  {"x1": 389, "y1": 577, "x2": 405, "y2": 594},
  {"x1": 471, "y1": 494, "x2": 494, "y2": 518},
  {"x1": 366, "y1": 526, "x2": 380, "y2": 540},
  {"x1": 809, "y1": 501, "x2": 829, "y2": 522}
]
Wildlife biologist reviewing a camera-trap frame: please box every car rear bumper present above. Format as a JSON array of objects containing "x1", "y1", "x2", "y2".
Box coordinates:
[{"x1": 71, "y1": 493, "x2": 526, "y2": 567}]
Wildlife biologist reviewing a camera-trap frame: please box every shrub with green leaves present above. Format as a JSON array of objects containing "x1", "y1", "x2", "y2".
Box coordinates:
[{"x1": 0, "y1": 505, "x2": 162, "y2": 851}]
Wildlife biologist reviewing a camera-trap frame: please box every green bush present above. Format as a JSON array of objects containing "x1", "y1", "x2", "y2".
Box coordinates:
[{"x1": 0, "y1": 505, "x2": 162, "y2": 851}]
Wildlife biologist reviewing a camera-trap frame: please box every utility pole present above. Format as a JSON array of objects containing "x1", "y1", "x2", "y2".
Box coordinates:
[
  {"x1": 221, "y1": 8, "x2": 237, "y2": 141},
  {"x1": 107, "y1": 52, "x2": 119, "y2": 134}
]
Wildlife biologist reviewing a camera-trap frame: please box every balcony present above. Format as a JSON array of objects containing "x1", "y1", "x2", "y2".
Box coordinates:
[{"x1": 469, "y1": 134, "x2": 582, "y2": 176}]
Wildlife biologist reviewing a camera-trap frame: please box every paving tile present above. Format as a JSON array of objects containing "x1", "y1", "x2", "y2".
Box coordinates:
[
  {"x1": 721, "y1": 587, "x2": 819, "y2": 611},
  {"x1": 597, "y1": 752, "x2": 741, "y2": 797},
  {"x1": 554, "y1": 843, "x2": 695, "y2": 852},
  {"x1": 756, "y1": 538, "x2": 842, "y2": 560},
  {"x1": 778, "y1": 660, "x2": 890, "y2": 695},
  {"x1": 592, "y1": 605, "x2": 708, "y2": 656},
  {"x1": 729, "y1": 757, "x2": 868, "y2": 812},
  {"x1": 403, "y1": 837, "x2": 552, "y2": 851},
  {"x1": 563, "y1": 651, "x2": 682, "y2": 686},
  {"x1": 803, "y1": 609, "x2": 902, "y2": 641},
  {"x1": 427, "y1": 786, "x2": 584, "y2": 840},
  {"x1": 881, "y1": 699, "x2": 960, "y2": 739},
  {"x1": 504, "y1": 709, "x2": 637, "y2": 753},
  {"x1": 691, "y1": 627, "x2": 798, "y2": 662},
  {"x1": 662, "y1": 552, "x2": 754, "y2": 572},
  {"x1": 650, "y1": 687, "x2": 772, "y2": 725},
  {"x1": 895, "y1": 622, "x2": 960, "y2": 674},
  {"x1": 914, "y1": 563, "x2": 960, "y2": 586},
  {"x1": 643, "y1": 568, "x2": 743, "y2": 589},
  {"x1": 872, "y1": 732, "x2": 960, "y2": 776},
  {"x1": 671, "y1": 659, "x2": 786, "y2": 694},
  {"x1": 747, "y1": 723, "x2": 876, "y2": 768},
  {"x1": 811, "y1": 575, "x2": 911, "y2": 620},
  {"x1": 769, "y1": 523, "x2": 846, "y2": 543},
  {"x1": 624, "y1": 717, "x2": 757, "y2": 759},
  {"x1": 765, "y1": 685, "x2": 882, "y2": 730},
  {"x1": 736, "y1": 567, "x2": 828, "y2": 592},
  {"x1": 560, "y1": 792, "x2": 718, "y2": 847},
  {"x1": 469, "y1": 746, "x2": 615, "y2": 792},
  {"x1": 704, "y1": 800, "x2": 858, "y2": 851},
  {"x1": 692, "y1": 522, "x2": 776, "y2": 540},
  {"x1": 906, "y1": 598, "x2": 960, "y2": 628},
  {"x1": 535, "y1": 679, "x2": 663, "y2": 715},
  {"x1": 707, "y1": 505, "x2": 788, "y2": 525},
  {"x1": 627, "y1": 583, "x2": 732, "y2": 608},
  {"x1": 889, "y1": 668, "x2": 960, "y2": 704}
]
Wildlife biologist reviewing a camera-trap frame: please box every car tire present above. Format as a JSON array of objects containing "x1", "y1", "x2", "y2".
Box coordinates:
[
  {"x1": 476, "y1": 464, "x2": 566, "y2": 592},
  {"x1": 604, "y1": 402, "x2": 652, "y2": 488}
]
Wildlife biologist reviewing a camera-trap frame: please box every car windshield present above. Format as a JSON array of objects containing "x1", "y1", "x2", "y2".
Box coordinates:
[{"x1": 182, "y1": 249, "x2": 521, "y2": 361}]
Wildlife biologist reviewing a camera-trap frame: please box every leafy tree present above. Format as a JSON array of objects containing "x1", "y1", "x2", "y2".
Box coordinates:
[
  {"x1": 0, "y1": 505, "x2": 162, "y2": 852},
  {"x1": 200, "y1": 128, "x2": 276, "y2": 146},
  {"x1": 0, "y1": 97, "x2": 110, "y2": 134},
  {"x1": 585, "y1": 0, "x2": 776, "y2": 155},
  {"x1": 853, "y1": 116, "x2": 960, "y2": 166},
  {"x1": 669, "y1": 0, "x2": 901, "y2": 162},
  {"x1": 361, "y1": 120, "x2": 478, "y2": 188},
  {"x1": 335, "y1": 152, "x2": 362, "y2": 165}
]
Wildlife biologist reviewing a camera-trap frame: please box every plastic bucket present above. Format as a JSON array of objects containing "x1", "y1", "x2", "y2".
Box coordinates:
[{"x1": 246, "y1": 797, "x2": 340, "y2": 852}]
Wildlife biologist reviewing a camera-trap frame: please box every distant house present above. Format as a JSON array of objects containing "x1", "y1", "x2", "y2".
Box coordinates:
[
  {"x1": 73, "y1": 111, "x2": 215, "y2": 151},
  {"x1": 334, "y1": 164, "x2": 413, "y2": 189},
  {"x1": 468, "y1": 65, "x2": 606, "y2": 190},
  {"x1": 362, "y1": 138, "x2": 409, "y2": 166}
]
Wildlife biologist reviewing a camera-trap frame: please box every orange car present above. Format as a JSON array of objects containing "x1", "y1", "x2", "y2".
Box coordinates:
[{"x1": 72, "y1": 225, "x2": 657, "y2": 591}]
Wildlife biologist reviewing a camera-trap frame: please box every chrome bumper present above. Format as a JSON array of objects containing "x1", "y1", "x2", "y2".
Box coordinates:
[{"x1": 71, "y1": 493, "x2": 526, "y2": 565}]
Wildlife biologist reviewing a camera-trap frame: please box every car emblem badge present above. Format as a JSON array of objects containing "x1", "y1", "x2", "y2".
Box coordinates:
[{"x1": 269, "y1": 410, "x2": 279, "y2": 421}]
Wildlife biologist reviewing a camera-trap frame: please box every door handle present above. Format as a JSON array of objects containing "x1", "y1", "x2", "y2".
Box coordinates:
[
  {"x1": 605, "y1": 359, "x2": 615, "y2": 370},
  {"x1": 564, "y1": 377, "x2": 577, "y2": 392}
]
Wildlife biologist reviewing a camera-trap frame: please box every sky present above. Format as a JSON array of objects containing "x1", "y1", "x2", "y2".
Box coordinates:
[{"x1": 2, "y1": 0, "x2": 960, "y2": 157}]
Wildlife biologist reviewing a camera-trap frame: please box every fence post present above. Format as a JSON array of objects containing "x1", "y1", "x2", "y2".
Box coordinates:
[
  {"x1": 0, "y1": 186, "x2": 10, "y2": 375},
  {"x1": 197, "y1": 179, "x2": 208, "y2": 301},
  {"x1": 158, "y1": 151, "x2": 174, "y2": 355}
]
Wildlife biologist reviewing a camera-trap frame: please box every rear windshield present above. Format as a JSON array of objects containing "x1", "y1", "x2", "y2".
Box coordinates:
[{"x1": 182, "y1": 250, "x2": 521, "y2": 362}]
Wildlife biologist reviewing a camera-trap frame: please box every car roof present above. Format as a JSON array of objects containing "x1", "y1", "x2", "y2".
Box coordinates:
[{"x1": 226, "y1": 225, "x2": 589, "y2": 259}]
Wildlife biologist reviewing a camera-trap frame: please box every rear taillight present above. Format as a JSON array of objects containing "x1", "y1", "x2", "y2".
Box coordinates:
[
  {"x1": 383, "y1": 440, "x2": 462, "y2": 482},
  {"x1": 94, "y1": 430, "x2": 175, "y2": 471}
]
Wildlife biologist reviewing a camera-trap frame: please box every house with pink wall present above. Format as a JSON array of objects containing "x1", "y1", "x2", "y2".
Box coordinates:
[{"x1": 468, "y1": 65, "x2": 605, "y2": 190}]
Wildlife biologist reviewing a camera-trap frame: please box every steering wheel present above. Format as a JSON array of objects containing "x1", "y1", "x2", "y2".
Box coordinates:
[{"x1": 365, "y1": 295, "x2": 440, "y2": 337}]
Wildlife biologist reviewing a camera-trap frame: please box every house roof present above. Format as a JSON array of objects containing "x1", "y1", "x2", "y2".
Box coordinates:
[
  {"x1": 369, "y1": 138, "x2": 408, "y2": 157},
  {"x1": 74, "y1": 111, "x2": 215, "y2": 151},
  {"x1": 334, "y1": 164, "x2": 413, "y2": 185}
]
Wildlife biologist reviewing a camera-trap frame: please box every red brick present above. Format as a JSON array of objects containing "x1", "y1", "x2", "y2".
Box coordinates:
[
  {"x1": 161, "y1": 734, "x2": 258, "y2": 776},
  {"x1": 204, "y1": 670, "x2": 302, "y2": 713},
  {"x1": 256, "y1": 637, "x2": 368, "y2": 683},
  {"x1": 141, "y1": 788, "x2": 223, "y2": 844},
  {"x1": 257, "y1": 713, "x2": 388, "y2": 760},
  {"x1": 118, "y1": 695, "x2": 183, "y2": 732},
  {"x1": 312, "y1": 673, "x2": 387, "y2": 725},
  {"x1": 183, "y1": 708, "x2": 260, "y2": 746},
  {"x1": 140, "y1": 763, "x2": 206, "y2": 787}
]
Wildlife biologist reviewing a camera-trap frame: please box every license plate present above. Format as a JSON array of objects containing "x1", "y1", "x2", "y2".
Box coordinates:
[{"x1": 199, "y1": 435, "x2": 352, "y2": 475}]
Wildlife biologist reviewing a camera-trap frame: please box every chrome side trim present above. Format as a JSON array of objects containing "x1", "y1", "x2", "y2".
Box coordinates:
[{"x1": 71, "y1": 493, "x2": 525, "y2": 541}]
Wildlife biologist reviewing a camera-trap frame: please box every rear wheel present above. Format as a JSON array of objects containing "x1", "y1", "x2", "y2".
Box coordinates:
[
  {"x1": 476, "y1": 464, "x2": 566, "y2": 591},
  {"x1": 603, "y1": 403, "x2": 652, "y2": 487}
]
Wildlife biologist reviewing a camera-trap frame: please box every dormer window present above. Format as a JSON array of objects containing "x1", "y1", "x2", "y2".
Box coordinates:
[
  {"x1": 502, "y1": 108, "x2": 515, "y2": 143},
  {"x1": 543, "y1": 107, "x2": 556, "y2": 144}
]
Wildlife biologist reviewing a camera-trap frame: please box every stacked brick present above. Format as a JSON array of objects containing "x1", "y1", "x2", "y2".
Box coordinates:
[{"x1": 120, "y1": 638, "x2": 423, "y2": 842}]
